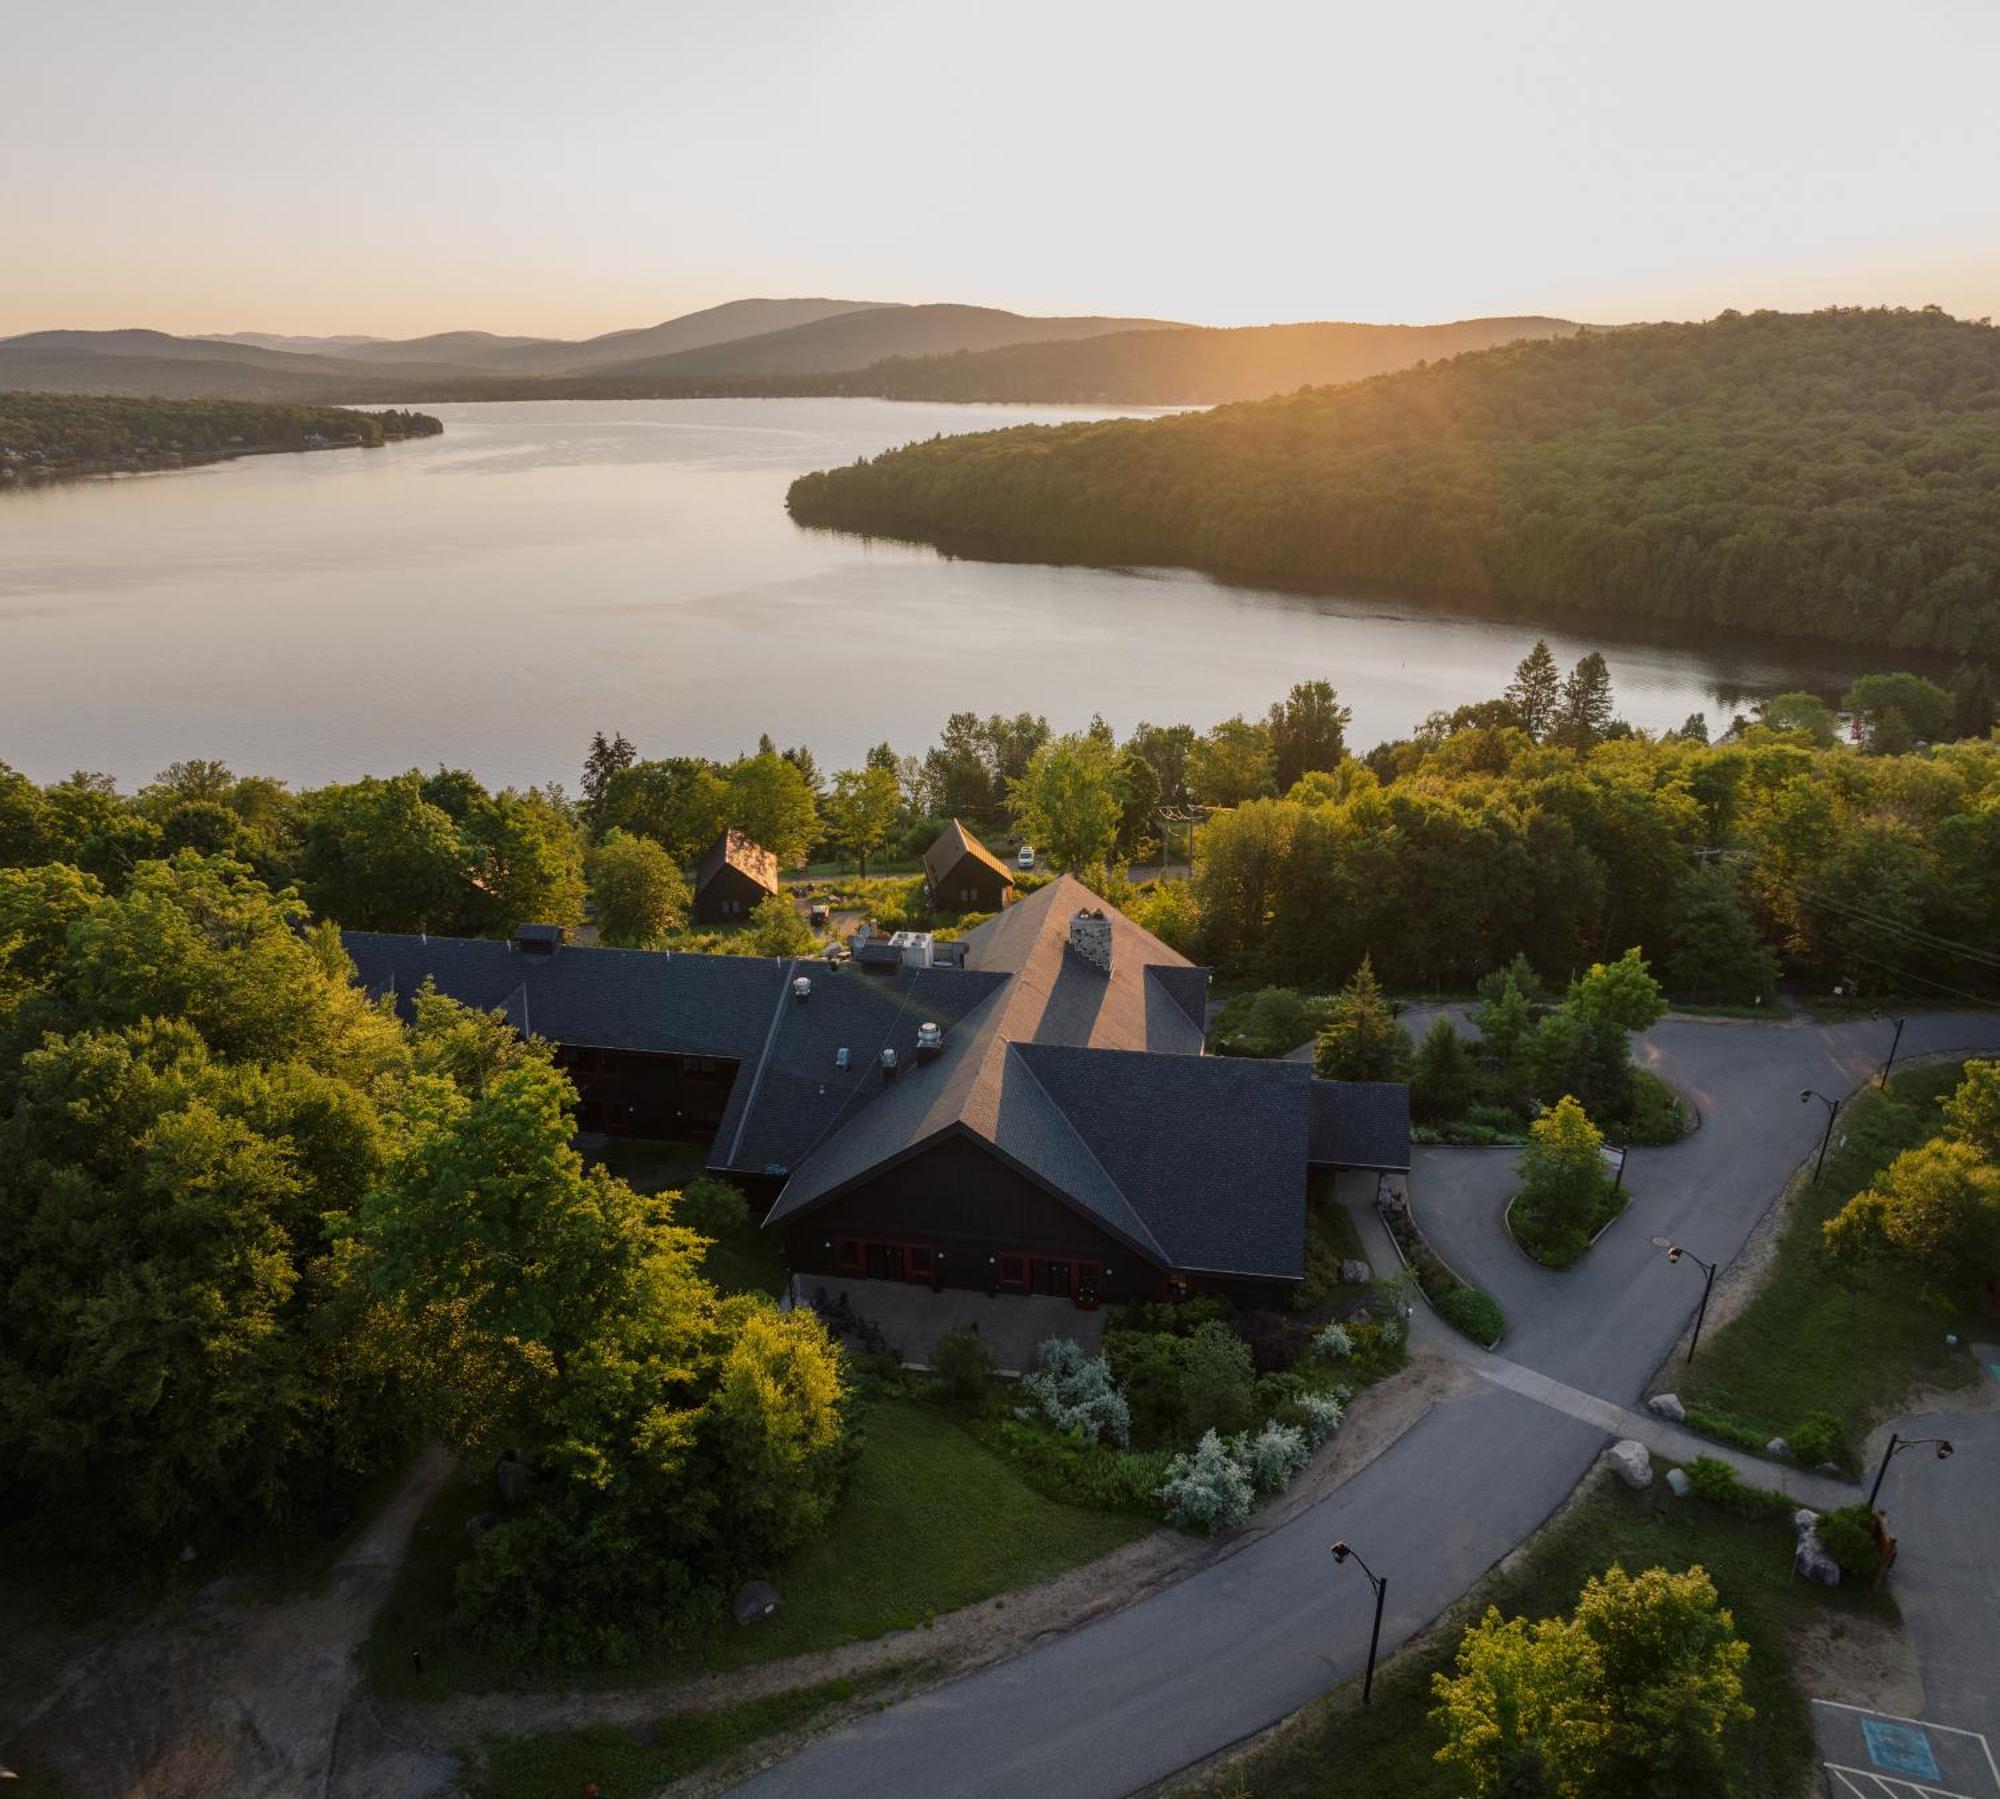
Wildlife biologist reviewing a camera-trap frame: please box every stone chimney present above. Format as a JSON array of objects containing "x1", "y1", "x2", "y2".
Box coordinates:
[{"x1": 1067, "y1": 907, "x2": 1113, "y2": 975}]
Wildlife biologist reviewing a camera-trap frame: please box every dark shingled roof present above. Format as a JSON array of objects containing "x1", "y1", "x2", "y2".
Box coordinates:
[
  {"x1": 922, "y1": 818, "x2": 1015, "y2": 892},
  {"x1": 695, "y1": 827, "x2": 780, "y2": 897},
  {"x1": 1309, "y1": 1080, "x2": 1413, "y2": 1170}
]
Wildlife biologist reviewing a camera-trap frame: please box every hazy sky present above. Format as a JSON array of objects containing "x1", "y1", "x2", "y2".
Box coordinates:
[{"x1": 6, "y1": 0, "x2": 1997, "y2": 339}]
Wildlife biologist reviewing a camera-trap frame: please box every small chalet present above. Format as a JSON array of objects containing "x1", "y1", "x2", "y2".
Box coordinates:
[
  {"x1": 922, "y1": 818, "x2": 1015, "y2": 914},
  {"x1": 342, "y1": 877, "x2": 1410, "y2": 1315},
  {"x1": 693, "y1": 827, "x2": 781, "y2": 925}
]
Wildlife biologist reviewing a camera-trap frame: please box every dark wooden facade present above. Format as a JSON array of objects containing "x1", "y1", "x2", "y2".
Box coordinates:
[
  {"x1": 554, "y1": 1045, "x2": 738, "y2": 1141},
  {"x1": 694, "y1": 861, "x2": 777, "y2": 925},
  {"x1": 930, "y1": 849, "x2": 1014, "y2": 915}
]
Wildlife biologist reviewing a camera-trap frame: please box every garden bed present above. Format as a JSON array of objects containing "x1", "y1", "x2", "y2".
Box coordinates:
[
  {"x1": 1378, "y1": 1182, "x2": 1505, "y2": 1347},
  {"x1": 1505, "y1": 1183, "x2": 1628, "y2": 1270}
]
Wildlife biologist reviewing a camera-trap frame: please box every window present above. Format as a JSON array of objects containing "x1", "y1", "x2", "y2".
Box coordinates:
[
  {"x1": 833, "y1": 1238, "x2": 864, "y2": 1275},
  {"x1": 905, "y1": 1245, "x2": 936, "y2": 1281},
  {"x1": 1168, "y1": 1274, "x2": 1192, "y2": 1301},
  {"x1": 998, "y1": 1254, "x2": 1027, "y2": 1291}
]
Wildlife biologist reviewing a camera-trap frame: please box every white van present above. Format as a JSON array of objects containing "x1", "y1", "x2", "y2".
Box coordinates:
[{"x1": 1016, "y1": 843, "x2": 1035, "y2": 871}]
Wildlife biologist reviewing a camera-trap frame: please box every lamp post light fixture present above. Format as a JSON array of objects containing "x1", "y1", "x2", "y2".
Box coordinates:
[
  {"x1": 1330, "y1": 1540, "x2": 1388, "y2": 1704},
  {"x1": 1651, "y1": 1236, "x2": 1718, "y2": 1365},
  {"x1": 1800, "y1": 1088, "x2": 1841, "y2": 1183},
  {"x1": 1866, "y1": 1431, "x2": 1954, "y2": 1513},
  {"x1": 1878, "y1": 1015, "x2": 1908, "y2": 1088}
]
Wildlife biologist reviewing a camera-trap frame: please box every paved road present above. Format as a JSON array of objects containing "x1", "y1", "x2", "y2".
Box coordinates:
[
  {"x1": 735, "y1": 1012, "x2": 2000, "y2": 1798},
  {"x1": 1873, "y1": 1381, "x2": 2000, "y2": 1739}
]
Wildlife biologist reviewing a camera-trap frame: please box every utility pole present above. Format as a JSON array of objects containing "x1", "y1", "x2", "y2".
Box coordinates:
[
  {"x1": 1801, "y1": 1089, "x2": 1840, "y2": 1183},
  {"x1": 1879, "y1": 1016, "x2": 1907, "y2": 1088}
]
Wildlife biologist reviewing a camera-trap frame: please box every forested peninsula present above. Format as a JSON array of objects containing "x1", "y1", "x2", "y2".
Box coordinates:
[
  {"x1": 0, "y1": 393, "x2": 442, "y2": 481},
  {"x1": 787, "y1": 308, "x2": 2000, "y2": 656}
]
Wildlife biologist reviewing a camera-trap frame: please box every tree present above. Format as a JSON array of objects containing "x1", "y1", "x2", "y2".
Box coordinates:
[
  {"x1": 1661, "y1": 865, "x2": 1775, "y2": 1003},
  {"x1": 1187, "y1": 715, "x2": 1277, "y2": 806},
  {"x1": 1756, "y1": 691, "x2": 1838, "y2": 747},
  {"x1": 301, "y1": 773, "x2": 467, "y2": 932},
  {"x1": 983, "y1": 712, "x2": 1051, "y2": 789},
  {"x1": 597, "y1": 758, "x2": 731, "y2": 864},
  {"x1": 725, "y1": 752, "x2": 819, "y2": 868},
  {"x1": 1268, "y1": 681, "x2": 1352, "y2": 791},
  {"x1": 1431, "y1": 1606, "x2": 1606, "y2": 1796},
  {"x1": 1126, "y1": 721, "x2": 1197, "y2": 806},
  {"x1": 463, "y1": 788, "x2": 587, "y2": 934},
  {"x1": 1823, "y1": 1137, "x2": 2000, "y2": 1281},
  {"x1": 1113, "y1": 749, "x2": 1161, "y2": 858},
  {"x1": 586, "y1": 829, "x2": 689, "y2": 947},
  {"x1": 1313, "y1": 955, "x2": 1411, "y2": 1082},
  {"x1": 921, "y1": 712, "x2": 996, "y2": 821},
  {"x1": 824, "y1": 765, "x2": 902, "y2": 876},
  {"x1": 1506, "y1": 641, "x2": 1562, "y2": 741},
  {"x1": 1474, "y1": 977, "x2": 1533, "y2": 1080},
  {"x1": 1942, "y1": 1059, "x2": 2000, "y2": 1159},
  {"x1": 673, "y1": 1174, "x2": 749, "y2": 1238},
  {"x1": 1553, "y1": 652, "x2": 1616, "y2": 748},
  {"x1": 928, "y1": 1326, "x2": 994, "y2": 1413},
  {"x1": 1514, "y1": 1095, "x2": 1614, "y2": 1262},
  {"x1": 1567, "y1": 948, "x2": 1667, "y2": 1033},
  {"x1": 1949, "y1": 662, "x2": 1996, "y2": 741},
  {"x1": 1178, "y1": 1321, "x2": 1256, "y2": 1440},
  {"x1": 748, "y1": 891, "x2": 816, "y2": 957},
  {"x1": 1843, "y1": 672, "x2": 1954, "y2": 746},
  {"x1": 1411, "y1": 1015, "x2": 1474, "y2": 1124},
  {"x1": 1009, "y1": 732, "x2": 1123, "y2": 870},
  {"x1": 1674, "y1": 713, "x2": 1710, "y2": 745},
  {"x1": 579, "y1": 730, "x2": 637, "y2": 832}
]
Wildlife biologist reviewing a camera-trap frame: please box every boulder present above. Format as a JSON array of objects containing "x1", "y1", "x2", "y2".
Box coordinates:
[
  {"x1": 1792, "y1": 1511, "x2": 1839, "y2": 1587},
  {"x1": 1609, "y1": 1439, "x2": 1653, "y2": 1489},
  {"x1": 1340, "y1": 1259, "x2": 1372, "y2": 1286},
  {"x1": 1765, "y1": 1437, "x2": 1792, "y2": 1461},
  {"x1": 1647, "y1": 1393, "x2": 1686, "y2": 1423},
  {"x1": 1666, "y1": 1466, "x2": 1692, "y2": 1497},
  {"x1": 732, "y1": 1580, "x2": 783, "y2": 1626},
  {"x1": 1816, "y1": 1461, "x2": 1842, "y2": 1477}
]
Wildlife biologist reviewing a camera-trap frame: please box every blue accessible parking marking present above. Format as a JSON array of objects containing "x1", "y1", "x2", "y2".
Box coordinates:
[{"x1": 1864, "y1": 1720, "x2": 1942, "y2": 1780}]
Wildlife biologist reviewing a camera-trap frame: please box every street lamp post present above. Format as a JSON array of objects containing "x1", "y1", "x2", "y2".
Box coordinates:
[
  {"x1": 1651, "y1": 1236, "x2": 1718, "y2": 1365},
  {"x1": 1878, "y1": 1016, "x2": 1908, "y2": 1089},
  {"x1": 1866, "y1": 1431, "x2": 1955, "y2": 1513},
  {"x1": 1330, "y1": 1540, "x2": 1388, "y2": 1705},
  {"x1": 1801, "y1": 1088, "x2": 1841, "y2": 1183}
]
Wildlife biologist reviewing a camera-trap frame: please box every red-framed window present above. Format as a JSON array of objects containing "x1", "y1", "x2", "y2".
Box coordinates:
[
  {"x1": 833, "y1": 1237, "x2": 865, "y2": 1275},
  {"x1": 905, "y1": 1245, "x2": 937, "y2": 1282},
  {"x1": 998, "y1": 1254, "x2": 1028, "y2": 1291},
  {"x1": 1075, "y1": 1260, "x2": 1103, "y2": 1310}
]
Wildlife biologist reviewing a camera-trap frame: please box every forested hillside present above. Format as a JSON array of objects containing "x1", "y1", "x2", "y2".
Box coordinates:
[
  {"x1": 853, "y1": 316, "x2": 1577, "y2": 404},
  {"x1": 0, "y1": 393, "x2": 442, "y2": 476},
  {"x1": 788, "y1": 308, "x2": 2000, "y2": 655}
]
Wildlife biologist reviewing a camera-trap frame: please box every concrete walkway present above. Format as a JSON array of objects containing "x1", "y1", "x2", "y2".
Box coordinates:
[{"x1": 734, "y1": 1012, "x2": 2000, "y2": 1798}]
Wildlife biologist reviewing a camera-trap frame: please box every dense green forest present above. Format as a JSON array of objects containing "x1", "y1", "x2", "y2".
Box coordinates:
[
  {"x1": 788, "y1": 308, "x2": 2000, "y2": 655},
  {"x1": 0, "y1": 392, "x2": 442, "y2": 475}
]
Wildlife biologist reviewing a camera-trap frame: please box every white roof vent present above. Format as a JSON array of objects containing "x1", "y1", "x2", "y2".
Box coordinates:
[
  {"x1": 835, "y1": 1045, "x2": 850, "y2": 1070},
  {"x1": 916, "y1": 1021, "x2": 943, "y2": 1058},
  {"x1": 792, "y1": 975, "x2": 812, "y2": 1003},
  {"x1": 880, "y1": 1046, "x2": 899, "y2": 1079}
]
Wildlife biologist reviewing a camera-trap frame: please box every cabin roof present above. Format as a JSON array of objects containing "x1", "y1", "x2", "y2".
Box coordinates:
[
  {"x1": 922, "y1": 818, "x2": 1015, "y2": 891},
  {"x1": 695, "y1": 827, "x2": 780, "y2": 896}
]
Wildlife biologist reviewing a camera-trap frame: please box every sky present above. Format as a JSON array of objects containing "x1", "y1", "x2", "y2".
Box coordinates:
[{"x1": 5, "y1": 0, "x2": 1997, "y2": 340}]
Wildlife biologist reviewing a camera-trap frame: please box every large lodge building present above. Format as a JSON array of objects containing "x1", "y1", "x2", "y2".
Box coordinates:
[{"x1": 343, "y1": 873, "x2": 1409, "y2": 1313}]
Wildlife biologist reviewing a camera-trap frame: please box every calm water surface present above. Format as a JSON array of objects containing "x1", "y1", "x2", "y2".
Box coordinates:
[{"x1": 0, "y1": 398, "x2": 1860, "y2": 789}]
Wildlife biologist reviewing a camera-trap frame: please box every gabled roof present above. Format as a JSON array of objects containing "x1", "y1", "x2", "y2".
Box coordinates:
[
  {"x1": 695, "y1": 827, "x2": 780, "y2": 896},
  {"x1": 1308, "y1": 1080, "x2": 1413, "y2": 1171},
  {"x1": 922, "y1": 818, "x2": 1015, "y2": 891}
]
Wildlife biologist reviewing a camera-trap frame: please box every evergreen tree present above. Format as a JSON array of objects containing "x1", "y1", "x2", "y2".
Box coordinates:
[
  {"x1": 1313, "y1": 955, "x2": 1411, "y2": 1081},
  {"x1": 1553, "y1": 652, "x2": 1616, "y2": 747},
  {"x1": 1949, "y1": 662, "x2": 1996, "y2": 740},
  {"x1": 1505, "y1": 641, "x2": 1562, "y2": 741},
  {"x1": 1661, "y1": 865, "x2": 1776, "y2": 1003},
  {"x1": 1411, "y1": 1015, "x2": 1474, "y2": 1123},
  {"x1": 1269, "y1": 680, "x2": 1352, "y2": 791},
  {"x1": 579, "y1": 731, "x2": 636, "y2": 833}
]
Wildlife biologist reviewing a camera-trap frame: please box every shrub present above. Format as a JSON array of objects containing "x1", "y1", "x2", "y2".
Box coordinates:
[
  {"x1": 1157, "y1": 1430, "x2": 1255, "y2": 1532},
  {"x1": 1311, "y1": 1322, "x2": 1354, "y2": 1361},
  {"x1": 928, "y1": 1327, "x2": 993, "y2": 1414},
  {"x1": 1107, "y1": 1293, "x2": 1235, "y2": 1336},
  {"x1": 1817, "y1": 1502, "x2": 1883, "y2": 1580},
  {"x1": 1021, "y1": 1339, "x2": 1131, "y2": 1448},
  {"x1": 1180, "y1": 1321, "x2": 1258, "y2": 1440},
  {"x1": 1234, "y1": 1420, "x2": 1311, "y2": 1494},
  {"x1": 1680, "y1": 1456, "x2": 1795, "y2": 1522},
  {"x1": 1101, "y1": 1329, "x2": 1187, "y2": 1448},
  {"x1": 1294, "y1": 1390, "x2": 1346, "y2": 1447},
  {"x1": 673, "y1": 1175, "x2": 750, "y2": 1238},
  {"x1": 1435, "y1": 1286, "x2": 1504, "y2": 1345},
  {"x1": 1787, "y1": 1410, "x2": 1846, "y2": 1467},
  {"x1": 981, "y1": 1418, "x2": 1168, "y2": 1514},
  {"x1": 1513, "y1": 1095, "x2": 1617, "y2": 1265},
  {"x1": 1233, "y1": 1308, "x2": 1305, "y2": 1374},
  {"x1": 1212, "y1": 986, "x2": 1316, "y2": 1058},
  {"x1": 1681, "y1": 1405, "x2": 1769, "y2": 1455}
]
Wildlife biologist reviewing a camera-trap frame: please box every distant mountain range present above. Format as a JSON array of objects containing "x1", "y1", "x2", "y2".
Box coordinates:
[{"x1": 0, "y1": 300, "x2": 1582, "y2": 406}]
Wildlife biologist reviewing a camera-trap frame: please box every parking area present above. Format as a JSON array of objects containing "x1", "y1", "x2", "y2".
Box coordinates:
[{"x1": 1814, "y1": 1700, "x2": 2000, "y2": 1798}]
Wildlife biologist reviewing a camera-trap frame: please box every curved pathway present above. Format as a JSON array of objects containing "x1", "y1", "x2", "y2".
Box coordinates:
[{"x1": 733, "y1": 1011, "x2": 2000, "y2": 1798}]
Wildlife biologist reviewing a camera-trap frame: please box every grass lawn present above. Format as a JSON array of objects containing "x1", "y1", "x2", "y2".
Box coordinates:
[
  {"x1": 462, "y1": 1669, "x2": 902, "y2": 1799},
  {"x1": 367, "y1": 1399, "x2": 1147, "y2": 1699},
  {"x1": 1197, "y1": 1472, "x2": 1892, "y2": 1798},
  {"x1": 1677, "y1": 1060, "x2": 1982, "y2": 1464}
]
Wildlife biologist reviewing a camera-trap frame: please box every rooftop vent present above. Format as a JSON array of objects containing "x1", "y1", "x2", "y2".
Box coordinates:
[
  {"x1": 835, "y1": 1046, "x2": 850, "y2": 1070},
  {"x1": 792, "y1": 975, "x2": 813, "y2": 1004},
  {"x1": 880, "y1": 1046, "x2": 899, "y2": 1081},
  {"x1": 1067, "y1": 908, "x2": 1113, "y2": 975},
  {"x1": 916, "y1": 1021, "x2": 943, "y2": 1060},
  {"x1": 512, "y1": 922, "x2": 564, "y2": 956}
]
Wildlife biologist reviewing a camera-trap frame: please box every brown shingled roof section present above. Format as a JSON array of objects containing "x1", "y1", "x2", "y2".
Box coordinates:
[
  {"x1": 695, "y1": 827, "x2": 781, "y2": 895},
  {"x1": 922, "y1": 818, "x2": 1016, "y2": 891}
]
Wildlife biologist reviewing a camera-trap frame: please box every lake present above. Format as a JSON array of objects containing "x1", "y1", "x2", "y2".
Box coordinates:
[{"x1": 0, "y1": 397, "x2": 1864, "y2": 791}]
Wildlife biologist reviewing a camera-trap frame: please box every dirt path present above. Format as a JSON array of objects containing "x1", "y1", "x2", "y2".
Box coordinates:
[{"x1": 5, "y1": 1447, "x2": 455, "y2": 1798}]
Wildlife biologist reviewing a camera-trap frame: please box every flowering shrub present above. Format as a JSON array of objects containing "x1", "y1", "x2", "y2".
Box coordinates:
[
  {"x1": 1378, "y1": 1314, "x2": 1406, "y2": 1349},
  {"x1": 1312, "y1": 1322, "x2": 1354, "y2": 1361},
  {"x1": 1157, "y1": 1429, "x2": 1255, "y2": 1532},
  {"x1": 1235, "y1": 1420, "x2": 1311, "y2": 1494},
  {"x1": 1296, "y1": 1390, "x2": 1346, "y2": 1446},
  {"x1": 1022, "y1": 1338, "x2": 1132, "y2": 1448}
]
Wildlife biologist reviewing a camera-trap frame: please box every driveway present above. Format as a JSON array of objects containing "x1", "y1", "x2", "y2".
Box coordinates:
[{"x1": 734, "y1": 1012, "x2": 2000, "y2": 1798}]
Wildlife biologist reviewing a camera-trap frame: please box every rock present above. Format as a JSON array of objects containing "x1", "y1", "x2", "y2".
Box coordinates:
[
  {"x1": 1766, "y1": 1436, "x2": 1792, "y2": 1461},
  {"x1": 495, "y1": 1450, "x2": 534, "y2": 1506},
  {"x1": 180, "y1": 1544, "x2": 196, "y2": 1564},
  {"x1": 1340, "y1": 1259, "x2": 1372, "y2": 1285},
  {"x1": 1647, "y1": 1393, "x2": 1686, "y2": 1423},
  {"x1": 1792, "y1": 1512, "x2": 1840, "y2": 1587},
  {"x1": 732, "y1": 1580, "x2": 783, "y2": 1626},
  {"x1": 1609, "y1": 1440, "x2": 1653, "y2": 1489},
  {"x1": 1666, "y1": 1466, "x2": 1692, "y2": 1497},
  {"x1": 464, "y1": 1512, "x2": 502, "y2": 1541},
  {"x1": 1816, "y1": 1461, "x2": 1842, "y2": 1476}
]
